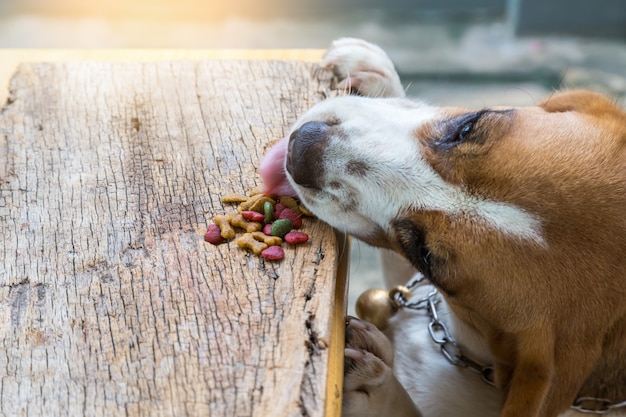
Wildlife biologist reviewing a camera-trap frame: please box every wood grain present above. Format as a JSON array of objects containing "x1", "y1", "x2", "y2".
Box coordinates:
[
  {"x1": 0, "y1": 59, "x2": 345, "y2": 417},
  {"x1": 0, "y1": 49, "x2": 325, "y2": 111}
]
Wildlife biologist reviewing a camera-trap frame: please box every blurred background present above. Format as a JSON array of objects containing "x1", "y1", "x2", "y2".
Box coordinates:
[
  {"x1": 2, "y1": 0, "x2": 624, "y2": 311},
  {"x1": 1, "y1": 0, "x2": 623, "y2": 102},
  {"x1": 1, "y1": 0, "x2": 624, "y2": 47}
]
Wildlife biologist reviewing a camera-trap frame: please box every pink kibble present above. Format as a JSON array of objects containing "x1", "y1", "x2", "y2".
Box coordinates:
[
  {"x1": 273, "y1": 203, "x2": 287, "y2": 218},
  {"x1": 261, "y1": 245, "x2": 285, "y2": 260},
  {"x1": 204, "y1": 224, "x2": 224, "y2": 245},
  {"x1": 284, "y1": 231, "x2": 309, "y2": 245},
  {"x1": 263, "y1": 223, "x2": 273, "y2": 235},
  {"x1": 278, "y1": 208, "x2": 302, "y2": 228},
  {"x1": 241, "y1": 210, "x2": 266, "y2": 222}
]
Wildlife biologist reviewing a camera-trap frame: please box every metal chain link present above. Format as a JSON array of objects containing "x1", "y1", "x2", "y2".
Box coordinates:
[
  {"x1": 571, "y1": 398, "x2": 626, "y2": 414},
  {"x1": 391, "y1": 274, "x2": 625, "y2": 414}
]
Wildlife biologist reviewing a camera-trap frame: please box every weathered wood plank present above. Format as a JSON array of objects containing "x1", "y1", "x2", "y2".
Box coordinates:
[
  {"x1": 0, "y1": 50, "x2": 325, "y2": 105},
  {"x1": 0, "y1": 60, "x2": 344, "y2": 417}
]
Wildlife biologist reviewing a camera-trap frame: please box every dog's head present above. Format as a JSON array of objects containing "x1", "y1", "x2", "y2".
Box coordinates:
[
  {"x1": 284, "y1": 90, "x2": 626, "y2": 415},
  {"x1": 285, "y1": 91, "x2": 626, "y2": 291}
]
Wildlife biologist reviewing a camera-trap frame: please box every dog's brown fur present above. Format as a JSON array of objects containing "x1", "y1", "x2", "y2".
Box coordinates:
[
  {"x1": 377, "y1": 91, "x2": 626, "y2": 416},
  {"x1": 278, "y1": 38, "x2": 626, "y2": 416}
]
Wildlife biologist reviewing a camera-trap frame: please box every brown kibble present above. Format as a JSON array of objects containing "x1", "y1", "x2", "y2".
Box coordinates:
[
  {"x1": 230, "y1": 214, "x2": 262, "y2": 233},
  {"x1": 213, "y1": 214, "x2": 236, "y2": 239},
  {"x1": 279, "y1": 196, "x2": 299, "y2": 210},
  {"x1": 221, "y1": 193, "x2": 249, "y2": 203},
  {"x1": 298, "y1": 205, "x2": 314, "y2": 217},
  {"x1": 237, "y1": 233, "x2": 268, "y2": 255},
  {"x1": 248, "y1": 186, "x2": 262, "y2": 197},
  {"x1": 238, "y1": 194, "x2": 276, "y2": 213},
  {"x1": 247, "y1": 196, "x2": 276, "y2": 214},
  {"x1": 237, "y1": 193, "x2": 263, "y2": 211},
  {"x1": 251, "y1": 231, "x2": 282, "y2": 246}
]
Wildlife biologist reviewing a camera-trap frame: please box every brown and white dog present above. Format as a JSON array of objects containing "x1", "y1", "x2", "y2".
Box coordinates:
[{"x1": 260, "y1": 38, "x2": 626, "y2": 417}]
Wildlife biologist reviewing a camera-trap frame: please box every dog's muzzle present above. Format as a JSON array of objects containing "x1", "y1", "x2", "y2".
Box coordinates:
[{"x1": 286, "y1": 121, "x2": 331, "y2": 190}]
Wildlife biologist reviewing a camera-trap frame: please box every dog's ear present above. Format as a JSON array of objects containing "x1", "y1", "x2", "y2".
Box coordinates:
[
  {"x1": 539, "y1": 90, "x2": 624, "y2": 118},
  {"x1": 391, "y1": 219, "x2": 432, "y2": 277}
]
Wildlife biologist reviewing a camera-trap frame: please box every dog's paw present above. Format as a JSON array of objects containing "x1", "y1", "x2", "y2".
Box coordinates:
[
  {"x1": 322, "y1": 38, "x2": 405, "y2": 98},
  {"x1": 345, "y1": 316, "x2": 394, "y2": 366},
  {"x1": 342, "y1": 317, "x2": 395, "y2": 417}
]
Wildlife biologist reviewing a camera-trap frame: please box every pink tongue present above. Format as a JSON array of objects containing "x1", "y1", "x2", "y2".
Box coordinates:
[{"x1": 259, "y1": 136, "x2": 297, "y2": 197}]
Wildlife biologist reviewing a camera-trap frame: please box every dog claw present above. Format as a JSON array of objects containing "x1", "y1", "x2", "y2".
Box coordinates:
[
  {"x1": 347, "y1": 316, "x2": 368, "y2": 330},
  {"x1": 345, "y1": 347, "x2": 365, "y2": 361}
]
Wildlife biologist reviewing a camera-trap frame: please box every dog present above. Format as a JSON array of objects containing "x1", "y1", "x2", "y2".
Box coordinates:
[{"x1": 259, "y1": 38, "x2": 626, "y2": 417}]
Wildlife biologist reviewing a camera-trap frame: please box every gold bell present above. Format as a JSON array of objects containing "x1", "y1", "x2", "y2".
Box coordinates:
[
  {"x1": 354, "y1": 289, "x2": 390, "y2": 330},
  {"x1": 355, "y1": 286, "x2": 414, "y2": 330}
]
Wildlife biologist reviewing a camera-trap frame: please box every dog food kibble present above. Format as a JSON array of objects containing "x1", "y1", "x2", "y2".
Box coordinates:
[
  {"x1": 239, "y1": 194, "x2": 276, "y2": 214},
  {"x1": 279, "y1": 196, "x2": 299, "y2": 210},
  {"x1": 261, "y1": 245, "x2": 285, "y2": 260},
  {"x1": 204, "y1": 224, "x2": 224, "y2": 244},
  {"x1": 241, "y1": 210, "x2": 266, "y2": 223},
  {"x1": 230, "y1": 213, "x2": 263, "y2": 233},
  {"x1": 213, "y1": 214, "x2": 236, "y2": 239},
  {"x1": 207, "y1": 189, "x2": 314, "y2": 261},
  {"x1": 235, "y1": 193, "x2": 263, "y2": 211},
  {"x1": 273, "y1": 202, "x2": 287, "y2": 218},
  {"x1": 298, "y1": 205, "x2": 314, "y2": 217},
  {"x1": 221, "y1": 193, "x2": 249, "y2": 203},
  {"x1": 278, "y1": 207, "x2": 302, "y2": 229},
  {"x1": 271, "y1": 218, "x2": 293, "y2": 238},
  {"x1": 237, "y1": 233, "x2": 268, "y2": 255},
  {"x1": 264, "y1": 201, "x2": 274, "y2": 224},
  {"x1": 284, "y1": 231, "x2": 309, "y2": 245},
  {"x1": 251, "y1": 231, "x2": 282, "y2": 246}
]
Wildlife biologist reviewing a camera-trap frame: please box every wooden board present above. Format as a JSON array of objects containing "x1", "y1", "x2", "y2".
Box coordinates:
[
  {"x1": 0, "y1": 59, "x2": 346, "y2": 417},
  {"x1": 0, "y1": 50, "x2": 325, "y2": 105}
]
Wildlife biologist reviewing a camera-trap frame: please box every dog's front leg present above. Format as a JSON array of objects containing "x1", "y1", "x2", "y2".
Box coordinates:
[
  {"x1": 497, "y1": 359, "x2": 553, "y2": 417},
  {"x1": 343, "y1": 317, "x2": 423, "y2": 417},
  {"x1": 492, "y1": 329, "x2": 568, "y2": 417},
  {"x1": 496, "y1": 329, "x2": 604, "y2": 417},
  {"x1": 489, "y1": 327, "x2": 554, "y2": 417}
]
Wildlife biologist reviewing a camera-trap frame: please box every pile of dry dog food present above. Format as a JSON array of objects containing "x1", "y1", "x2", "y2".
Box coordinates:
[{"x1": 205, "y1": 190, "x2": 312, "y2": 261}]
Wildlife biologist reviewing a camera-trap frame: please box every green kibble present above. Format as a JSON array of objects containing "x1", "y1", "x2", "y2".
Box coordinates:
[
  {"x1": 271, "y1": 218, "x2": 293, "y2": 238},
  {"x1": 264, "y1": 201, "x2": 274, "y2": 224}
]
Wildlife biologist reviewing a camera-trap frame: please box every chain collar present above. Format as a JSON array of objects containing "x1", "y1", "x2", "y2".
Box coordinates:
[{"x1": 390, "y1": 274, "x2": 626, "y2": 415}]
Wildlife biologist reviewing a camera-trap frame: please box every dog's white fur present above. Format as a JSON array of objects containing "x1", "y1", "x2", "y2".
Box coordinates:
[
  {"x1": 285, "y1": 38, "x2": 626, "y2": 417},
  {"x1": 388, "y1": 283, "x2": 500, "y2": 417},
  {"x1": 289, "y1": 96, "x2": 546, "y2": 246},
  {"x1": 384, "y1": 282, "x2": 607, "y2": 417}
]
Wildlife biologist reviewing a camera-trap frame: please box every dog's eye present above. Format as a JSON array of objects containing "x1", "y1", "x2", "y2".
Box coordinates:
[
  {"x1": 436, "y1": 111, "x2": 486, "y2": 149},
  {"x1": 457, "y1": 123, "x2": 473, "y2": 142}
]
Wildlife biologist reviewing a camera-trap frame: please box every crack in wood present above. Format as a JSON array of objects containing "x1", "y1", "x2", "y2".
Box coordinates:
[{"x1": 299, "y1": 314, "x2": 325, "y2": 417}]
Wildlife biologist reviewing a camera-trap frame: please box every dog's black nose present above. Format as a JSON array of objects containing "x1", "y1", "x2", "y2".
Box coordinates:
[{"x1": 286, "y1": 121, "x2": 331, "y2": 189}]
